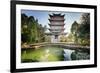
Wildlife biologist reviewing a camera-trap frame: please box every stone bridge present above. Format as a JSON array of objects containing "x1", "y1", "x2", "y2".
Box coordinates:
[{"x1": 22, "y1": 43, "x2": 90, "y2": 52}]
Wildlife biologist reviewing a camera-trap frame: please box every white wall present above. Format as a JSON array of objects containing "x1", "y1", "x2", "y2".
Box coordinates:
[{"x1": 0, "y1": 0, "x2": 99, "y2": 73}]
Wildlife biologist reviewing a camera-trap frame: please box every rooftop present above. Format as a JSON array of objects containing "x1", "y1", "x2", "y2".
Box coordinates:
[{"x1": 49, "y1": 13, "x2": 65, "y2": 17}]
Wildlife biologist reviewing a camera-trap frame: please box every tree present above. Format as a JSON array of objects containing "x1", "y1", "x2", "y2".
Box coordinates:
[
  {"x1": 21, "y1": 13, "x2": 46, "y2": 44},
  {"x1": 78, "y1": 13, "x2": 90, "y2": 45},
  {"x1": 71, "y1": 21, "x2": 79, "y2": 43},
  {"x1": 66, "y1": 33, "x2": 74, "y2": 42},
  {"x1": 70, "y1": 13, "x2": 90, "y2": 45},
  {"x1": 21, "y1": 14, "x2": 30, "y2": 43}
]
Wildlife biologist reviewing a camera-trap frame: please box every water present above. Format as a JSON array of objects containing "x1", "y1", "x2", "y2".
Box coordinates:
[
  {"x1": 63, "y1": 49, "x2": 75, "y2": 60},
  {"x1": 21, "y1": 46, "x2": 90, "y2": 63}
]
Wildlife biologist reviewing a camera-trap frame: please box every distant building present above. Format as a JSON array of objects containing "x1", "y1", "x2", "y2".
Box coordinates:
[{"x1": 46, "y1": 13, "x2": 67, "y2": 43}]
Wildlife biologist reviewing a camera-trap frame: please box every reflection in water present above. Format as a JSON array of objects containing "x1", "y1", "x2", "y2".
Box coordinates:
[
  {"x1": 63, "y1": 49, "x2": 75, "y2": 60},
  {"x1": 71, "y1": 50, "x2": 90, "y2": 60},
  {"x1": 40, "y1": 49, "x2": 50, "y2": 61},
  {"x1": 21, "y1": 46, "x2": 90, "y2": 63}
]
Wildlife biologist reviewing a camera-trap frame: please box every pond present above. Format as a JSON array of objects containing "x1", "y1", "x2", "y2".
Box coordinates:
[{"x1": 21, "y1": 46, "x2": 90, "y2": 63}]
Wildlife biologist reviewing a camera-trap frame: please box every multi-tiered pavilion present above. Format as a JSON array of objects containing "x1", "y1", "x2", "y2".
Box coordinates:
[{"x1": 48, "y1": 13, "x2": 66, "y2": 43}]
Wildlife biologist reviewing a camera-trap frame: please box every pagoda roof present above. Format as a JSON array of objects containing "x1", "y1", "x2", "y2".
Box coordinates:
[{"x1": 49, "y1": 13, "x2": 65, "y2": 17}]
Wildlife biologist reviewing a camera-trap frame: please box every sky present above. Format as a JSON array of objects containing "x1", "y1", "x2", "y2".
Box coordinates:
[{"x1": 21, "y1": 10, "x2": 82, "y2": 34}]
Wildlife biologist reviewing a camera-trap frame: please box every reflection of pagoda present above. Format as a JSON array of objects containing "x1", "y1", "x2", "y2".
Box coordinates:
[{"x1": 48, "y1": 13, "x2": 66, "y2": 43}]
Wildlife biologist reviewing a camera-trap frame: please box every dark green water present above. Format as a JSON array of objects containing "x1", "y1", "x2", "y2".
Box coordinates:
[{"x1": 21, "y1": 46, "x2": 90, "y2": 63}]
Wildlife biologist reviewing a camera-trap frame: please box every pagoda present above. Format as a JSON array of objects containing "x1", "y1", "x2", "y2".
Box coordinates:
[{"x1": 48, "y1": 13, "x2": 66, "y2": 43}]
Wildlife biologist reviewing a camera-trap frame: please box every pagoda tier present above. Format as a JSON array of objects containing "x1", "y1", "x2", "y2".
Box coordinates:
[
  {"x1": 49, "y1": 14, "x2": 65, "y2": 21},
  {"x1": 49, "y1": 21, "x2": 64, "y2": 24},
  {"x1": 52, "y1": 32, "x2": 67, "y2": 35},
  {"x1": 48, "y1": 13, "x2": 65, "y2": 34},
  {"x1": 49, "y1": 26, "x2": 64, "y2": 29},
  {"x1": 49, "y1": 28, "x2": 65, "y2": 31},
  {"x1": 49, "y1": 19, "x2": 65, "y2": 21},
  {"x1": 48, "y1": 23, "x2": 65, "y2": 26},
  {"x1": 46, "y1": 32, "x2": 66, "y2": 35}
]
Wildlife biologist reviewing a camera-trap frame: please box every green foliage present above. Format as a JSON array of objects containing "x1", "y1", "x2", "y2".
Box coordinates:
[
  {"x1": 45, "y1": 35, "x2": 51, "y2": 42},
  {"x1": 60, "y1": 35, "x2": 66, "y2": 42},
  {"x1": 66, "y1": 33, "x2": 74, "y2": 42},
  {"x1": 70, "y1": 13, "x2": 90, "y2": 45},
  {"x1": 71, "y1": 21, "x2": 79, "y2": 34},
  {"x1": 71, "y1": 21, "x2": 79, "y2": 43},
  {"x1": 21, "y1": 13, "x2": 46, "y2": 44},
  {"x1": 78, "y1": 13, "x2": 90, "y2": 45}
]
